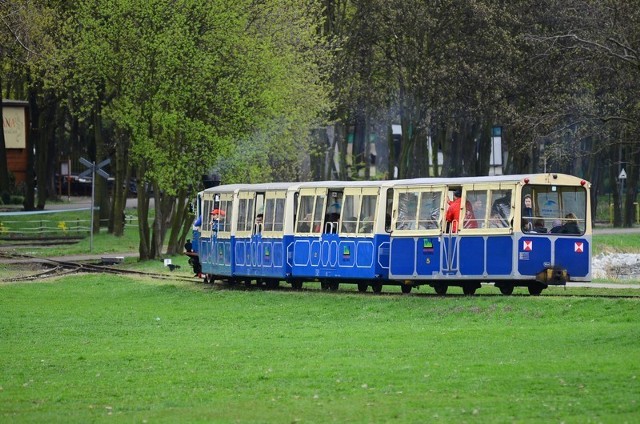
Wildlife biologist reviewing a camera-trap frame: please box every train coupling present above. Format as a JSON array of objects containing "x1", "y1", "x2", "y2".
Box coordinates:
[{"x1": 536, "y1": 266, "x2": 568, "y2": 285}]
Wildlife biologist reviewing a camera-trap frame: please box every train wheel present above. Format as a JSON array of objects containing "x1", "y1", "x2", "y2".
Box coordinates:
[
  {"x1": 371, "y1": 283, "x2": 383, "y2": 294},
  {"x1": 320, "y1": 282, "x2": 329, "y2": 291},
  {"x1": 357, "y1": 283, "x2": 368, "y2": 292},
  {"x1": 401, "y1": 285, "x2": 412, "y2": 294},
  {"x1": 528, "y1": 283, "x2": 544, "y2": 296},
  {"x1": 434, "y1": 283, "x2": 447, "y2": 295},
  {"x1": 244, "y1": 279, "x2": 252, "y2": 288},
  {"x1": 291, "y1": 281, "x2": 303, "y2": 290},
  {"x1": 329, "y1": 282, "x2": 339, "y2": 291},
  {"x1": 499, "y1": 285, "x2": 514, "y2": 295},
  {"x1": 462, "y1": 285, "x2": 476, "y2": 296}
]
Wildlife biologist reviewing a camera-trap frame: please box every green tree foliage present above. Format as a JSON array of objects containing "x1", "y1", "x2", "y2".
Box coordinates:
[
  {"x1": 28, "y1": 0, "x2": 329, "y2": 257},
  {"x1": 520, "y1": 0, "x2": 640, "y2": 226}
]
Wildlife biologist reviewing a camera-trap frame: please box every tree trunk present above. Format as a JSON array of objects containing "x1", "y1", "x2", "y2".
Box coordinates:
[
  {"x1": 460, "y1": 120, "x2": 477, "y2": 177},
  {"x1": 136, "y1": 165, "x2": 151, "y2": 260},
  {"x1": 353, "y1": 107, "x2": 366, "y2": 179},
  {"x1": 166, "y1": 189, "x2": 189, "y2": 255},
  {"x1": 92, "y1": 107, "x2": 110, "y2": 233},
  {"x1": 474, "y1": 121, "x2": 490, "y2": 176},
  {"x1": 23, "y1": 84, "x2": 37, "y2": 211},
  {"x1": 35, "y1": 94, "x2": 55, "y2": 209},
  {"x1": 337, "y1": 122, "x2": 348, "y2": 180},
  {"x1": 111, "y1": 132, "x2": 130, "y2": 236},
  {"x1": 397, "y1": 113, "x2": 416, "y2": 179},
  {"x1": 623, "y1": 145, "x2": 639, "y2": 227},
  {"x1": 149, "y1": 181, "x2": 173, "y2": 258},
  {"x1": 609, "y1": 142, "x2": 622, "y2": 227}
]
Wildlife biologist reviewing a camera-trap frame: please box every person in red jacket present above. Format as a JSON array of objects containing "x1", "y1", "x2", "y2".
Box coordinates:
[
  {"x1": 446, "y1": 190, "x2": 462, "y2": 232},
  {"x1": 446, "y1": 189, "x2": 477, "y2": 232}
]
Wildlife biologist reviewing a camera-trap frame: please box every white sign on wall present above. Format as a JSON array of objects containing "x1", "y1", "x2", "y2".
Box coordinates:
[{"x1": 2, "y1": 106, "x2": 27, "y2": 149}]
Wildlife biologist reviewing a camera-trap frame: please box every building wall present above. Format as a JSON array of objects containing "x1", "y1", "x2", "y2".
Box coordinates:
[{"x1": 2, "y1": 100, "x2": 29, "y2": 184}]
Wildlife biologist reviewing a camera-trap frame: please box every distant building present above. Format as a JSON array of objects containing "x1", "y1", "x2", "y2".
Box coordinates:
[{"x1": 2, "y1": 100, "x2": 30, "y2": 184}]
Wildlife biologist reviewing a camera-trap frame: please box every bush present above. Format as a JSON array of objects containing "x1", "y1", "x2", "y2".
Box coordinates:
[{"x1": 9, "y1": 195, "x2": 24, "y2": 205}]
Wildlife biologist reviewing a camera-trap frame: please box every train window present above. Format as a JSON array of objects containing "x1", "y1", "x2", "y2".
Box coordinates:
[
  {"x1": 417, "y1": 191, "x2": 441, "y2": 229},
  {"x1": 313, "y1": 195, "x2": 325, "y2": 233},
  {"x1": 339, "y1": 191, "x2": 377, "y2": 234},
  {"x1": 396, "y1": 189, "x2": 442, "y2": 231},
  {"x1": 396, "y1": 192, "x2": 418, "y2": 230},
  {"x1": 523, "y1": 185, "x2": 586, "y2": 235},
  {"x1": 466, "y1": 190, "x2": 488, "y2": 228},
  {"x1": 488, "y1": 189, "x2": 512, "y2": 228},
  {"x1": 385, "y1": 189, "x2": 393, "y2": 232},
  {"x1": 296, "y1": 195, "x2": 314, "y2": 233},
  {"x1": 202, "y1": 199, "x2": 213, "y2": 232},
  {"x1": 296, "y1": 194, "x2": 324, "y2": 234},
  {"x1": 358, "y1": 195, "x2": 376, "y2": 233},
  {"x1": 274, "y1": 198, "x2": 285, "y2": 231},
  {"x1": 218, "y1": 200, "x2": 231, "y2": 232},
  {"x1": 263, "y1": 199, "x2": 275, "y2": 231},
  {"x1": 341, "y1": 195, "x2": 358, "y2": 233},
  {"x1": 237, "y1": 199, "x2": 248, "y2": 231},
  {"x1": 238, "y1": 198, "x2": 255, "y2": 232}
]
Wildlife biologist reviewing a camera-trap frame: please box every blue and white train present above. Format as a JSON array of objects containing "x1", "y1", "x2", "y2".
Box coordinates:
[{"x1": 185, "y1": 173, "x2": 591, "y2": 295}]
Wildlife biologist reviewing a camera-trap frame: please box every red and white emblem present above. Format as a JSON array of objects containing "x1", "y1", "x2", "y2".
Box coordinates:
[
  {"x1": 575, "y1": 242, "x2": 584, "y2": 253},
  {"x1": 523, "y1": 240, "x2": 532, "y2": 251}
]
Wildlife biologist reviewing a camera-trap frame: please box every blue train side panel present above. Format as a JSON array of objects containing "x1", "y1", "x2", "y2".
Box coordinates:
[
  {"x1": 486, "y1": 236, "x2": 513, "y2": 275},
  {"x1": 234, "y1": 235, "x2": 290, "y2": 279},
  {"x1": 517, "y1": 236, "x2": 590, "y2": 279},
  {"x1": 517, "y1": 236, "x2": 552, "y2": 276},
  {"x1": 555, "y1": 238, "x2": 590, "y2": 278},
  {"x1": 199, "y1": 236, "x2": 233, "y2": 277},
  {"x1": 291, "y1": 234, "x2": 390, "y2": 280},
  {"x1": 458, "y1": 237, "x2": 485, "y2": 275},
  {"x1": 390, "y1": 237, "x2": 442, "y2": 277},
  {"x1": 391, "y1": 235, "x2": 516, "y2": 280}
]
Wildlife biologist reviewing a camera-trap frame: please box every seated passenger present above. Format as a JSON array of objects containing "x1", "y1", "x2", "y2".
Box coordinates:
[
  {"x1": 550, "y1": 219, "x2": 563, "y2": 233},
  {"x1": 341, "y1": 217, "x2": 357, "y2": 233},
  {"x1": 532, "y1": 219, "x2": 547, "y2": 233},
  {"x1": 522, "y1": 194, "x2": 534, "y2": 231},
  {"x1": 255, "y1": 213, "x2": 263, "y2": 233},
  {"x1": 463, "y1": 201, "x2": 477, "y2": 229},
  {"x1": 561, "y1": 213, "x2": 581, "y2": 234},
  {"x1": 489, "y1": 213, "x2": 507, "y2": 228}
]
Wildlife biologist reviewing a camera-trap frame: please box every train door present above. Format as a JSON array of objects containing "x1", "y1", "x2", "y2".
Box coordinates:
[
  {"x1": 337, "y1": 187, "x2": 378, "y2": 279},
  {"x1": 199, "y1": 191, "x2": 215, "y2": 271},
  {"x1": 259, "y1": 190, "x2": 288, "y2": 278},
  {"x1": 292, "y1": 187, "x2": 328, "y2": 275},
  {"x1": 389, "y1": 185, "x2": 446, "y2": 279},
  {"x1": 235, "y1": 191, "x2": 258, "y2": 275},
  {"x1": 201, "y1": 191, "x2": 233, "y2": 276}
]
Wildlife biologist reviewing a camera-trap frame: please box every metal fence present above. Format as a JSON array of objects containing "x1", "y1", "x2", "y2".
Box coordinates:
[{"x1": 0, "y1": 208, "x2": 138, "y2": 238}]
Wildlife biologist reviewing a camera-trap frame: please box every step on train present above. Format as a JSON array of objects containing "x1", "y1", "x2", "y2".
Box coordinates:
[{"x1": 184, "y1": 173, "x2": 591, "y2": 295}]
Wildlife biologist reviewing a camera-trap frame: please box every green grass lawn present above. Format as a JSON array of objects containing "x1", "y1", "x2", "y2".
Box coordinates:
[
  {"x1": 593, "y1": 233, "x2": 640, "y2": 255},
  {"x1": 1, "y1": 276, "x2": 639, "y2": 423}
]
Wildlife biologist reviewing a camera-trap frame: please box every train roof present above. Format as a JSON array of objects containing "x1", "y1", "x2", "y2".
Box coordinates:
[{"x1": 200, "y1": 173, "x2": 589, "y2": 194}]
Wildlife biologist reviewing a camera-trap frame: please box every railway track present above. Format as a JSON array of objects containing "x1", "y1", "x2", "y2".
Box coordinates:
[
  {"x1": 0, "y1": 252, "x2": 199, "y2": 283},
  {"x1": 1, "y1": 252, "x2": 637, "y2": 298}
]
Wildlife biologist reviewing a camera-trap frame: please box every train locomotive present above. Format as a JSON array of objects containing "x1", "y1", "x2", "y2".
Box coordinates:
[{"x1": 185, "y1": 173, "x2": 592, "y2": 295}]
